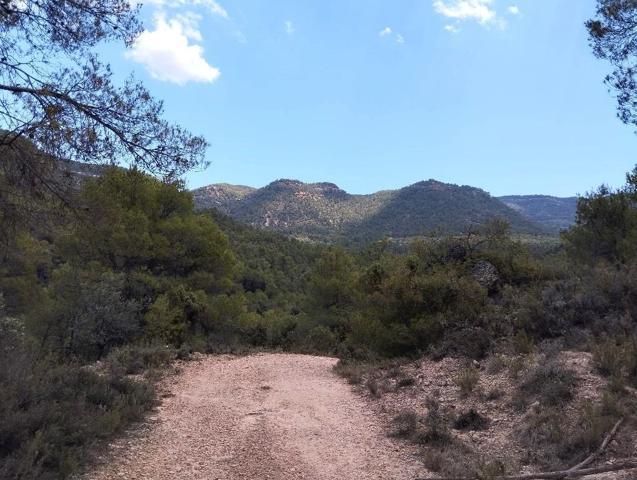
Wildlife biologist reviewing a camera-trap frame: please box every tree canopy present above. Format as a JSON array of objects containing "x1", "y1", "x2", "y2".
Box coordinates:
[
  {"x1": 0, "y1": 0, "x2": 207, "y2": 188},
  {"x1": 588, "y1": 0, "x2": 637, "y2": 130}
]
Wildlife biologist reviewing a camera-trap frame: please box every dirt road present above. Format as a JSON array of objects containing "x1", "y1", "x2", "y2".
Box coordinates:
[{"x1": 85, "y1": 353, "x2": 427, "y2": 480}]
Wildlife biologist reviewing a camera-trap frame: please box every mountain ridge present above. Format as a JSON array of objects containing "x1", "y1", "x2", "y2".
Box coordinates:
[{"x1": 192, "y1": 178, "x2": 568, "y2": 243}]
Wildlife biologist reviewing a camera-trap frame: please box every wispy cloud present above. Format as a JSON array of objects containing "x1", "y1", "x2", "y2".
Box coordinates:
[
  {"x1": 285, "y1": 20, "x2": 295, "y2": 35},
  {"x1": 379, "y1": 26, "x2": 392, "y2": 37},
  {"x1": 444, "y1": 24, "x2": 461, "y2": 34},
  {"x1": 395, "y1": 34, "x2": 405, "y2": 44},
  {"x1": 126, "y1": 13, "x2": 220, "y2": 85}
]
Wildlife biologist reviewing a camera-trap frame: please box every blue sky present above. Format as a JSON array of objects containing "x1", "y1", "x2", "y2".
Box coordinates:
[{"x1": 104, "y1": 0, "x2": 636, "y2": 197}]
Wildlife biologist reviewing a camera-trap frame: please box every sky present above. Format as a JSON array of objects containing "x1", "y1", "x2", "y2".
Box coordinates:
[{"x1": 102, "y1": 0, "x2": 637, "y2": 197}]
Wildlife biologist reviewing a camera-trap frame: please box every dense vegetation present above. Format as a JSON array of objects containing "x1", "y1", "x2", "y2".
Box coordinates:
[{"x1": 3, "y1": 154, "x2": 637, "y2": 478}]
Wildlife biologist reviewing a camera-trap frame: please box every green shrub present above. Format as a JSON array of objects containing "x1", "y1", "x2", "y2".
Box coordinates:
[
  {"x1": 106, "y1": 344, "x2": 176, "y2": 375},
  {"x1": 507, "y1": 356, "x2": 527, "y2": 379},
  {"x1": 304, "y1": 325, "x2": 338, "y2": 353},
  {"x1": 485, "y1": 387, "x2": 505, "y2": 401},
  {"x1": 476, "y1": 460, "x2": 508, "y2": 480},
  {"x1": 333, "y1": 359, "x2": 365, "y2": 385},
  {"x1": 485, "y1": 354, "x2": 507, "y2": 374},
  {"x1": 397, "y1": 375, "x2": 416, "y2": 388},
  {"x1": 593, "y1": 338, "x2": 626, "y2": 377},
  {"x1": 559, "y1": 402, "x2": 616, "y2": 465},
  {"x1": 455, "y1": 367, "x2": 480, "y2": 397},
  {"x1": 516, "y1": 359, "x2": 577, "y2": 408},
  {"x1": 366, "y1": 377, "x2": 382, "y2": 398},
  {"x1": 593, "y1": 336, "x2": 637, "y2": 386},
  {"x1": 29, "y1": 268, "x2": 142, "y2": 360},
  {"x1": 390, "y1": 410, "x2": 420, "y2": 438},
  {"x1": 416, "y1": 398, "x2": 452, "y2": 446},
  {"x1": 422, "y1": 446, "x2": 477, "y2": 478},
  {"x1": 0, "y1": 345, "x2": 156, "y2": 480},
  {"x1": 453, "y1": 409, "x2": 489, "y2": 431},
  {"x1": 512, "y1": 330, "x2": 535, "y2": 354}
]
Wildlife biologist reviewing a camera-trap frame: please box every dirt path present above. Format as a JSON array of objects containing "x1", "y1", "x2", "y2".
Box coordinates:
[{"x1": 85, "y1": 353, "x2": 427, "y2": 480}]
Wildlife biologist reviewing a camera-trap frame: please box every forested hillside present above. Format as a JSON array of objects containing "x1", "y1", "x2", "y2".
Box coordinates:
[
  {"x1": 4, "y1": 157, "x2": 637, "y2": 479},
  {"x1": 193, "y1": 179, "x2": 544, "y2": 243}
]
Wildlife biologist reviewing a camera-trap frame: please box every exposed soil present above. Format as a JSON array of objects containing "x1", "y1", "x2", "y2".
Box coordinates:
[
  {"x1": 83, "y1": 353, "x2": 428, "y2": 480},
  {"x1": 357, "y1": 351, "x2": 637, "y2": 480}
]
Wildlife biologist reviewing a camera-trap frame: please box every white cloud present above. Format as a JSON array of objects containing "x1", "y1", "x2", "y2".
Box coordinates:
[
  {"x1": 379, "y1": 26, "x2": 392, "y2": 37},
  {"x1": 507, "y1": 5, "x2": 520, "y2": 15},
  {"x1": 126, "y1": 14, "x2": 220, "y2": 85},
  {"x1": 395, "y1": 34, "x2": 405, "y2": 44},
  {"x1": 137, "y1": 0, "x2": 229, "y2": 19},
  {"x1": 433, "y1": 0, "x2": 496, "y2": 24},
  {"x1": 285, "y1": 20, "x2": 295, "y2": 35},
  {"x1": 444, "y1": 24, "x2": 460, "y2": 33}
]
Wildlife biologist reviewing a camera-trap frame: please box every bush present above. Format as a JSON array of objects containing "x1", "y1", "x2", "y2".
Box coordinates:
[
  {"x1": 512, "y1": 330, "x2": 535, "y2": 354},
  {"x1": 397, "y1": 375, "x2": 416, "y2": 388},
  {"x1": 416, "y1": 398, "x2": 453, "y2": 446},
  {"x1": 592, "y1": 338, "x2": 626, "y2": 377},
  {"x1": 333, "y1": 359, "x2": 365, "y2": 385},
  {"x1": 559, "y1": 402, "x2": 616, "y2": 465},
  {"x1": 422, "y1": 446, "x2": 477, "y2": 479},
  {"x1": 516, "y1": 359, "x2": 577, "y2": 408},
  {"x1": 303, "y1": 325, "x2": 338, "y2": 353},
  {"x1": 453, "y1": 409, "x2": 490, "y2": 431},
  {"x1": 518, "y1": 402, "x2": 618, "y2": 469},
  {"x1": 593, "y1": 336, "x2": 637, "y2": 386},
  {"x1": 30, "y1": 268, "x2": 142, "y2": 360},
  {"x1": 455, "y1": 367, "x2": 480, "y2": 397},
  {"x1": 0, "y1": 345, "x2": 156, "y2": 480},
  {"x1": 390, "y1": 410, "x2": 420, "y2": 438},
  {"x1": 485, "y1": 354, "x2": 507, "y2": 374},
  {"x1": 106, "y1": 344, "x2": 176, "y2": 375},
  {"x1": 366, "y1": 377, "x2": 382, "y2": 398}
]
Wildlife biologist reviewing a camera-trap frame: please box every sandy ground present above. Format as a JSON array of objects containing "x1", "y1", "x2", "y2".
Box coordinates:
[{"x1": 83, "y1": 353, "x2": 428, "y2": 480}]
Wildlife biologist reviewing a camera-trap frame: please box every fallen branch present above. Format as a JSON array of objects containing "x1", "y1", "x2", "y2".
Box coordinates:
[
  {"x1": 415, "y1": 457, "x2": 637, "y2": 480},
  {"x1": 560, "y1": 417, "x2": 624, "y2": 478}
]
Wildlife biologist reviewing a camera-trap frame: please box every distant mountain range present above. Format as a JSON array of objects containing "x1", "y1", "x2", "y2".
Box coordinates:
[
  {"x1": 498, "y1": 195, "x2": 578, "y2": 232},
  {"x1": 192, "y1": 179, "x2": 578, "y2": 243}
]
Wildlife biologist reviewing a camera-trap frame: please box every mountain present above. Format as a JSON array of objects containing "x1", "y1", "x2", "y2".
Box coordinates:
[
  {"x1": 497, "y1": 195, "x2": 578, "y2": 233},
  {"x1": 192, "y1": 179, "x2": 545, "y2": 243}
]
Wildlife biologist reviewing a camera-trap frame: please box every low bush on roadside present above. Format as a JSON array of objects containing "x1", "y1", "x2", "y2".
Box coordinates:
[
  {"x1": 366, "y1": 377, "x2": 382, "y2": 398},
  {"x1": 106, "y1": 343, "x2": 176, "y2": 375},
  {"x1": 333, "y1": 359, "x2": 366, "y2": 384},
  {"x1": 0, "y1": 345, "x2": 156, "y2": 480}
]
